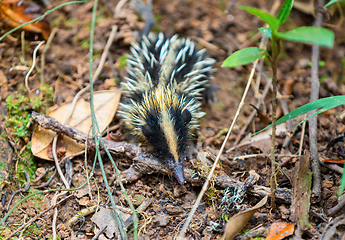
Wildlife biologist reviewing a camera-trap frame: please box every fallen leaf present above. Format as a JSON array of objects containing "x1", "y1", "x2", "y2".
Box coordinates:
[
  {"x1": 221, "y1": 194, "x2": 270, "y2": 240},
  {"x1": 265, "y1": 222, "x2": 294, "y2": 240},
  {"x1": 31, "y1": 89, "x2": 122, "y2": 160},
  {"x1": 91, "y1": 208, "x2": 118, "y2": 239},
  {"x1": 0, "y1": 70, "x2": 8, "y2": 101},
  {"x1": 0, "y1": 0, "x2": 51, "y2": 39}
]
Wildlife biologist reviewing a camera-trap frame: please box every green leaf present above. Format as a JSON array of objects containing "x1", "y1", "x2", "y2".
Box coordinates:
[
  {"x1": 325, "y1": 0, "x2": 340, "y2": 8},
  {"x1": 275, "y1": 27, "x2": 334, "y2": 48},
  {"x1": 254, "y1": 96, "x2": 345, "y2": 135},
  {"x1": 239, "y1": 5, "x2": 280, "y2": 31},
  {"x1": 339, "y1": 166, "x2": 345, "y2": 196},
  {"x1": 277, "y1": 0, "x2": 294, "y2": 25},
  {"x1": 259, "y1": 27, "x2": 272, "y2": 39},
  {"x1": 221, "y1": 47, "x2": 266, "y2": 68}
]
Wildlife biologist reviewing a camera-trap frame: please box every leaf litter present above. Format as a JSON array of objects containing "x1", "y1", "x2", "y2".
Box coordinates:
[
  {"x1": 1, "y1": 0, "x2": 345, "y2": 239},
  {"x1": 31, "y1": 89, "x2": 121, "y2": 160}
]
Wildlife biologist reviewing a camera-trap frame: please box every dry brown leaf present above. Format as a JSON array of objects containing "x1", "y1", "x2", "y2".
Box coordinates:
[
  {"x1": 265, "y1": 222, "x2": 294, "y2": 240},
  {"x1": 31, "y1": 89, "x2": 122, "y2": 160},
  {"x1": 91, "y1": 208, "x2": 118, "y2": 239},
  {"x1": 0, "y1": 70, "x2": 8, "y2": 101},
  {"x1": 221, "y1": 194, "x2": 270, "y2": 240},
  {"x1": 0, "y1": 0, "x2": 51, "y2": 39}
]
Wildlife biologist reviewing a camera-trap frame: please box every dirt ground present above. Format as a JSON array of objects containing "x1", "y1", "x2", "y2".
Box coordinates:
[{"x1": 1, "y1": 0, "x2": 345, "y2": 239}]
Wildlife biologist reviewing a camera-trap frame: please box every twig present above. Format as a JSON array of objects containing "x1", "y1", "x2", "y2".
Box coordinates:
[
  {"x1": 124, "y1": 198, "x2": 153, "y2": 230},
  {"x1": 309, "y1": 0, "x2": 324, "y2": 202},
  {"x1": 25, "y1": 41, "x2": 45, "y2": 92},
  {"x1": 321, "y1": 215, "x2": 345, "y2": 240},
  {"x1": 6, "y1": 169, "x2": 31, "y2": 211},
  {"x1": 4, "y1": 194, "x2": 72, "y2": 240},
  {"x1": 328, "y1": 193, "x2": 345, "y2": 216},
  {"x1": 310, "y1": 209, "x2": 328, "y2": 222},
  {"x1": 319, "y1": 159, "x2": 344, "y2": 175},
  {"x1": 52, "y1": 192, "x2": 68, "y2": 240},
  {"x1": 84, "y1": 135, "x2": 93, "y2": 201},
  {"x1": 92, "y1": 226, "x2": 107, "y2": 240},
  {"x1": 18, "y1": 214, "x2": 28, "y2": 239},
  {"x1": 269, "y1": 34, "x2": 280, "y2": 211},
  {"x1": 298, "y1": 117, "x2": 307, "y2": 156},
  {"x1": 31, "y1": 111, "x2": 138, "y2": 155},
  {"x1": 52, "y1": 136, "x2": 70, "y2": 189},
  {"x1": 114, "y1": 0, "x2": 128, "y2": 15},
  {"x1": 231, "y1": 66, "x2": 271, "y2": 147},
  {"x1": 93, "y1": 25, "x2": 118, "y2": 82},
  {"x1": 31, "y1": 166, "x2": 54, "y2": 183},
  {"x1": 230, "y1": 153, "x2": 299, "y2": 160},
  {"x1": 40, "y1": 27, "x2": 58, "y2": 85},
  {"x1": 29, "y1": 110, "x2": 292, "y2": 204},
  {"x1": 32, "y1": 170, "x2": 56, "y2": 189},
  {"x1": 65, "y1": 205, "x2": 98, "y2": 228},
  {"x1": 20, "y1": 31, "x2": 26, "y2": 64}
]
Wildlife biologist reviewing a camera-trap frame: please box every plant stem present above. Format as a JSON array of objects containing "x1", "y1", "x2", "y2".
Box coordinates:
[
  {"x1": 270, "y1": 36, "x2": 280, "y2": 210},
  {"x1": 309, "y1": 0, "x2": 324, "y2": 202}
]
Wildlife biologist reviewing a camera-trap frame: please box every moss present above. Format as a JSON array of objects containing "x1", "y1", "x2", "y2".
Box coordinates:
[
  {"x1": 5, "y1": 84, "x2": 53, "y2": 141},
  {"x1": 65, "y1": 18, "x2": 78, "y2": 29},
  {"x1": 117, "y1": 55, "x2": 128, "y2": 70},
  {"x1": 5, "y1": 84, "x2": 53, "y2": 184}
]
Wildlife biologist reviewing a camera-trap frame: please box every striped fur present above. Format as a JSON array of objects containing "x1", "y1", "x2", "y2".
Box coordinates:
[{"x1": 120, "y1": 33, "x2": 215, "y2": 184}]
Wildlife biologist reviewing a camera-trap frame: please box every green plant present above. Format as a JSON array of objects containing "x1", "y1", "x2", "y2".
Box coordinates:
[
  {"x1": 5, "y1": 84, "x2": 53, "y2": 142},
  {"x1": 65, "y1": 18, "x2": 78, "y2": 28},
  {"x1": 117, "y1": 55, "x2": 128, "y2": 70},
  {"x1": 222, "y1": 0, "x2": 334, "y2": 206},
  {"x1": 5, "y1": 84, "x2": 53, "y2": 184}
]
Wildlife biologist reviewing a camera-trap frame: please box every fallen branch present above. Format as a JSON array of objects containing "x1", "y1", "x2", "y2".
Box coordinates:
[
  {"x1": 6, "y1": 169, "x2": 31, "y2": 211},
  {"x1": 31, "y1": 111, "x2": 291, "y2": 202},
  {"x1": 309, "y1": 0, "x2": 324, "y2": 202},
  {"x1": 31, "y1": 111, "x2": 138, "y2": 157}
]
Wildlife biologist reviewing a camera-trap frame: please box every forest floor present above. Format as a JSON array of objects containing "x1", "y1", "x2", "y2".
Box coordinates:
[{"x1": 1, "y1": 0, "x2": 345, "y2": 239}]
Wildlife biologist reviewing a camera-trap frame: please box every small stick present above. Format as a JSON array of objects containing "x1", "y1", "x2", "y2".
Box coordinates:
[
  {"x1": 52, "y1": 192, "x2": 68, "y2": 240},
  {"x1": 32, "y1": 170, "x2": 56, "y2": 189},
  {"x1": 6, "y1": 170, "x2": 31, "y2": 211},
  {"x1": 298, "y1": 117, "x2": 307, "y2": 156},
  {"x1": 31, "y1": 111, "x2": 138, "y2": 155},
  {"x1": 328, "y1": 195, "x2": 345, "y2": 216},
  {"x1": 40, "y1": 27, "x2": 58, "y2": 85},
  {"x1": 124, "y1": 198, "x2": 153, "y2": 230},
  {"x1": 92, "y1": 226, "x2": 107, "y2": 240},
  {"x1": 25, "y1": 41, "x2": 45, "y2": 92},
  {"x1": 309, "y1": 0, "x2": 324, "y2": 202}
]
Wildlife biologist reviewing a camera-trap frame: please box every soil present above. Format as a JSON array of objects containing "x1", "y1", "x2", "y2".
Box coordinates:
[{"x1": 1, "y1": 0, "x2": 345, "y2": 239}]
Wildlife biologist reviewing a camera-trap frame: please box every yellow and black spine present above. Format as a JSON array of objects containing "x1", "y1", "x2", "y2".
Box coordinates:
[{"x1": 120, "y1": 33, "x2": 215, "y2": 184}]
